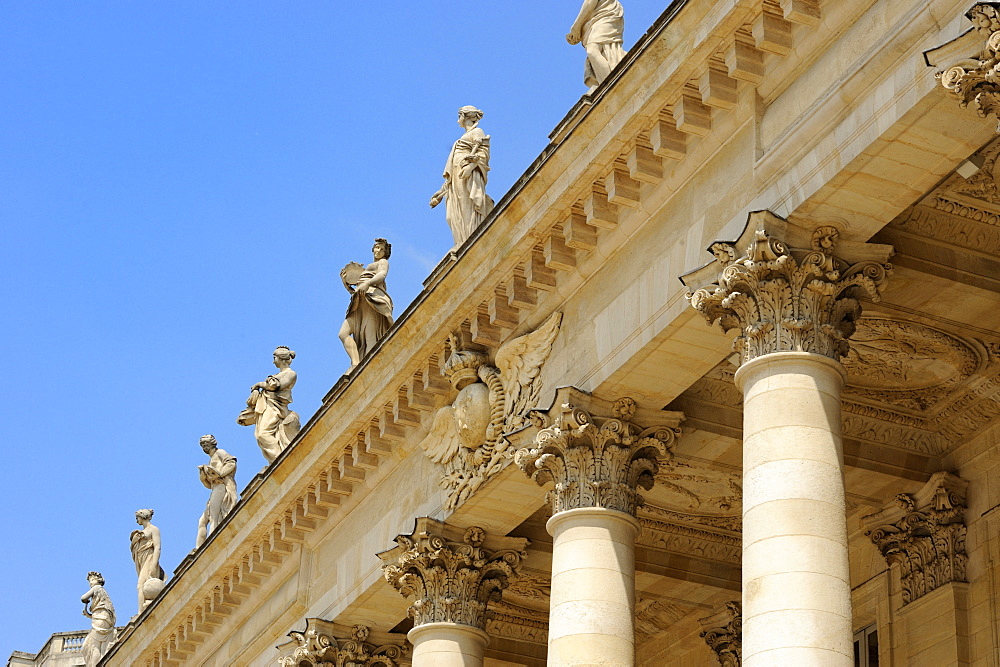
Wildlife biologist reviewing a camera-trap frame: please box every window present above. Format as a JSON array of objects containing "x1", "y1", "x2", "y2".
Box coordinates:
[{"x1": 854, "y1": 624, "x2": 879, "y2": 667}]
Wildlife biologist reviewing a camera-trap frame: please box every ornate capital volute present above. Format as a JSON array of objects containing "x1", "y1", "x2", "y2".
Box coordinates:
[
  {"x1": 680, "y1": 211, "x2": 893, "y2": 365},
  {"x1": 862, "y1": 472, "x2": 969, "y2": 605},
  {"x1": 276, "y1": 618, "x2": 410, "y2": 667},
  {"x1": 927, "y1": 3, "x2": 1000, "y2": 130},
  {"x1": 378, "y1": 518, "x2": 528, "y2": 630},
  {"x1": 699, "y1": 601, "x2": 742, "y2": 667},
  {"x1": 512, "y1": 387, "x2": 684, "y2": 516}
]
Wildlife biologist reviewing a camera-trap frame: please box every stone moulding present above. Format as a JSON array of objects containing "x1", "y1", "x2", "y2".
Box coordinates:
[
  {"x1": 862, "y1": 472, "x2": 969, "y2": 605},
  {"x1": 699, "y1": 601, "x2": 743, "y2": 667},
  {"x1": 378, "y1": 518, "x2": 528, "y2": 629},
  {"x1": 680, "y1": 211, "x2": 893, "y2": 364},
  {"x1": 276, "y1": 618, "x2": 409, "y2": 667},
  {"x1": 513, "y1": 387, "x2": 684, "y2": 516}
]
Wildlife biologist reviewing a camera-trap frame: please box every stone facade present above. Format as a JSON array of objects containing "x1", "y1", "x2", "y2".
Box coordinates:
[{"x1": 13, "y1": 0, "x2": 1000, "y2": 665}]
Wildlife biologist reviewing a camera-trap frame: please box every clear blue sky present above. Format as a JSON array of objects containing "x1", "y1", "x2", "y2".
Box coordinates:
[{"x1": 1, "y1": 1, "x2": 668, "y2": 657}]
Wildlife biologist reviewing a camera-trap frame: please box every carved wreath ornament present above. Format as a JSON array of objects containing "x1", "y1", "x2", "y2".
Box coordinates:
[
  {"x1": 688, "y1": 225, "x2": 891, "y2": 363},
  {"x1": 515, "y1": 397, "x2": 681, "y2": 516},
  {"x1": 380, "y1": 521, "x2": 528, "y2": 629}
]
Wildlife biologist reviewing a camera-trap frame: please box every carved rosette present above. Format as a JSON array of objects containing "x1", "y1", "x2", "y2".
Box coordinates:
[
  {"x1": 277, "y1": 619, "x2": 409, "y2": 667},
  {"x1": 934, "y1": 4, "x2": 1000, "y2": 130},
  {"x1": 699, "y1": 602, "x2": 742, "y2": 667},
  {"x1": 378, "y1": 518, "x2": 528, "y2": 629},
  {"x1": 514, "y1": 392, "x2": 683, "y2": 516},
  {"x1": 862, "y1": 472, "x2": 969, "y2": 605},
  {"x1": 684, "y1": 216, "x2": 892, "y2": 364}
]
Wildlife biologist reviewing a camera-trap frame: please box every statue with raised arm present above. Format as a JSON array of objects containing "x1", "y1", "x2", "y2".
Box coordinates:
[
  {"x1": 237, "y1": 346, "x2": 301, "y2": 464},
  {"x1": 196, "y1": 434, "x2": 238, "y2": 548},
  {"x1": 80, "y1": 571, "x2": 116, "y2": 667},
  {"x1": 339, "y1": 238, "x2": 394, "y2": 373},
  {"x1": 130, "y1": 509, "x2": 165, "y2": 614},
  {"x1": 430, "y1": 106, "x2": 495, "y2": 247},
  {"x1": 567, "y1": 0, "x2": 625, "y2": 90}
]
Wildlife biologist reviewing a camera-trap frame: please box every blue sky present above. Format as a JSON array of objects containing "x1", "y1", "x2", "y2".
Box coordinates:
[{"x1": 1, "y1": 1, "x2": 668, "y2": 656}]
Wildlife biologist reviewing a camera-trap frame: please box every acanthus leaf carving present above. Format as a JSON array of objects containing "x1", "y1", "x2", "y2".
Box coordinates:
[
  {"x1": 699, "y1": 601, "x2": 742, "y2": 667},
  {"x1": 424, "y1": 313, "x2": 562, "y2": 510},
  {"x1": 276, "y1": 619, "x2": 409, "y2": 667},
  {"x1": 514, "y1": 388, "x2": 683, "y2": 516},
  {"x1": 862, "y1": 472, "x2": 969, "y2": 605},
  {"x1": 681, "y1": 212, "x2": 893, "y2": 364},
  {"x1": 378, "y1": 518, "x2": 528, "y2": 630},
  {"x1": 932, "y1": 4, "x2": 1000, "y2": 130}
]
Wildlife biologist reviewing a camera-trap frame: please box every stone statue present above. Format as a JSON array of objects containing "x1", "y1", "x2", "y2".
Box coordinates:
[
  {"x1": 237, "y1": 346, "x2": 301, "y2": 464},
  {"x1": 339, "y1": 238, "x2": 394, "y2": 373},
  {"x1": 130, "y1": 509, "x2": 165, "y2": 613},
  {"x1": 196, "y1": 434, "x2": 238, "y2": 548},
  {"x1": 430, "y1": 107, "x2": 495, "y2": 247},
  {"x1": 80, "y1": 571, "x2": 116, "y2": 667},
  {"x1": 566, "y1": 0, "x2": 625, "y2": 90}
]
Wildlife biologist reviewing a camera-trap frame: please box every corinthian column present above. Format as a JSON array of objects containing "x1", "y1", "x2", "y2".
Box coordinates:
[
  {"x1": 681, "y1": 211, "x2": 893, "y2": 667},
  {"x1": 514, "y1": 389, "x2": 683, "y2": 666},
  {"x1": 378, "y1": 518, "x2": 528, "y2": 667}
]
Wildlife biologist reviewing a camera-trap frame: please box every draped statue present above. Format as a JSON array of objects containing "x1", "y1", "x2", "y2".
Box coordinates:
[
  {"x1": 566, "y1": 0, "x2": 625, "y2": 90},
  {"x1": 80, "y1": 571, "x2": 116, "y2": 667},
  {"x1": 430, "y1": 106, "x2": 495, "y2": 247},
  {"x1": 130, "y1": 508, "x2": 165, "y2": 613},
  {"x1": 196, "y1": 434, "x2": 238, "y2": 547},
  {"x1": 339, "y1": 238, "x2": 394, "y2": 373},
  {"x1": 238, "y1": 346, "x2": 301, "y2": 464}
]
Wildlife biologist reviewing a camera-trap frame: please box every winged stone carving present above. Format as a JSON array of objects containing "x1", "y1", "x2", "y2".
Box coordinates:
[{"x1": 423, "y1": 312, "x2": 562, "y2": 509}]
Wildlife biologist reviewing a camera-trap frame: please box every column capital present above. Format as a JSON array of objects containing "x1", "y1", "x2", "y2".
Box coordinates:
[
  {"x1": 699, "y1": 601, "x2": 742, "y2": 667},
  {"x1": 378, "y1": 518, "x2": 528, "y2": 630},
  {"x1": 926, "y1": 4, "x2": 1000, "y2": 131},
  {"x1": 513, "y1": 387, "x2": 683, "y2": 516},
  {"x1": 862, "y1": 472, "x2": 969, "y2": 605},
  {"x1": 680, "y1": 210, "x2": 893, "y2": 365},
  {"x1": 277, "y1": 618, "x2": 409, "y2": 667}
]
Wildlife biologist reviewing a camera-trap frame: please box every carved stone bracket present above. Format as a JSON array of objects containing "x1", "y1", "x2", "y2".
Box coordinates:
[
  {"x1": 699, "y1": 602, "x2": 742, "y2": 667},
  {"x1": 680, "y1": 211, "x2": 893, "y2": 364},
  {"x1": 513, "y1": 387, "x2": 684, "y2": 516},
  {"x1": 378, "y1": 518, "x2": 528, "y2": 629},
  {"x1": 276, "y1": 618, "x2": 409, "y2": 667},
  {"x1": 928, "y1": 3, "x2": 1000, "y2": 130},
  {"x1": 862, "y1": 472, "x2": 969, "y2": 605}
]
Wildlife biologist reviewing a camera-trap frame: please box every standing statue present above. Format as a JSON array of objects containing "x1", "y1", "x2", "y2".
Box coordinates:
[
  {"x1": 237, "y1": 346, "x2": 301, "y2": 464},
  {"x1": 196, "y1": 434, "x2": 238, "y2": 548},
  {"x1": 429, "y1": 107, "x2": 495, "y2": 247},
  {"x1": 339, "y1": 238, "x2": 394, "y2": 373},
  {"x1": 80, "y1": 571, "x2": 116, "y2": 667},
  {"x1": 566, "y1": 0, "x2": 626, "y2": 90},
  {"x1": 130, "y1": 509, "x2": 165, "y2": 614}
]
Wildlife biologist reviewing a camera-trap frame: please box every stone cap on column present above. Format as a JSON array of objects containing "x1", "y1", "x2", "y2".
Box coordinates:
[
  {"x1": 377, "y1": 518, "x2": 528, "y2": 630},
  {"x1": 699, "y1": 601, "x2": 742, "y2": 667},
  {"x1": 679, "y1": 210, "x2": 893, "y2": 364},
  {"x1": 862, "y1": 472, "x2": 969, "y2": 605},
  {"x1": 511, "y1": 386, "x2": 684, "y2": 517},
  {"x1": 275, "y1": 618, "x2": 410, "y2": 666}
]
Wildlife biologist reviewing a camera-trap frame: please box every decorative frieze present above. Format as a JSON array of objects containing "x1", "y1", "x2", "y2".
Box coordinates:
[
  {"x1": 699, "y1": 602, "x2": 742, "y2": 667},
  {"x1": 277, "y1": 619, "x2": 409, "y2": 667},
  {"x1": 378, "y1": 518, "x2": 528, "y2": 629},
  {"x1": 681, "y1": 211, "x2": 893, "y2": 364},
  {"x1": 514, "y1": 388, "x2": 683, "y2": 516},
  {"x1": 863, "y1": 472, "x2": 969, "y2": 605}
]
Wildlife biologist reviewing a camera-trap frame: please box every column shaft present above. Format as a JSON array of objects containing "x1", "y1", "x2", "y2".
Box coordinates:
[
  {"x1": 408, "y1": 622, "x2": 488, "y2": 667},
  {"x1": 735, "y1": 352, "x2": 852, "y2": 666},
  {"x1": 546, "y1": 507, "x2": 639, "y2": 666}
]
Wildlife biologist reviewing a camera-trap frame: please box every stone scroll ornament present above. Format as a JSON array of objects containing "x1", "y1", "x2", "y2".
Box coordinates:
[
  {"x1": 277, "y1": 619, "x2": 409, "y2": 667},
  {"x1": 514, "y1": 392, "x2": 682, "y2": 516},
  {"x1": 423, "y1": 312, "x2": 562, "y2": 510},
  {"x1": 862, "y1": 472, "x2": 969, "y2": 605},
  {"x1": 932, "y1": 3, "x2": 1000, "y2": 131},
  {"x1": 700, "y1": 602, "x2": 742, "y2": 667},
  {"x1": 379, "y1": 519, "x2": 529, "y2": 629},
  {"x1": 682, "y1": 211, "x2": 893, "y2": 365}
]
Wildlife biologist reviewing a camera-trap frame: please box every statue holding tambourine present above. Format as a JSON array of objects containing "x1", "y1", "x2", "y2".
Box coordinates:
[{"x1": 339, "y1": 238, "x2": 394, "y2": 373}]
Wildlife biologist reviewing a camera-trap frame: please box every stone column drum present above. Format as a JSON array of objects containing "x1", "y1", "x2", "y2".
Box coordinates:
[
  {"x1": 516, "y1": 390, "x2": 682, "y2": 666},
  {"x1": 379, "y1": 518, "x2": 527, "y2": 667},
  {"x1": 682, "y1": 212, "x2": 893, "y2": 666}
]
